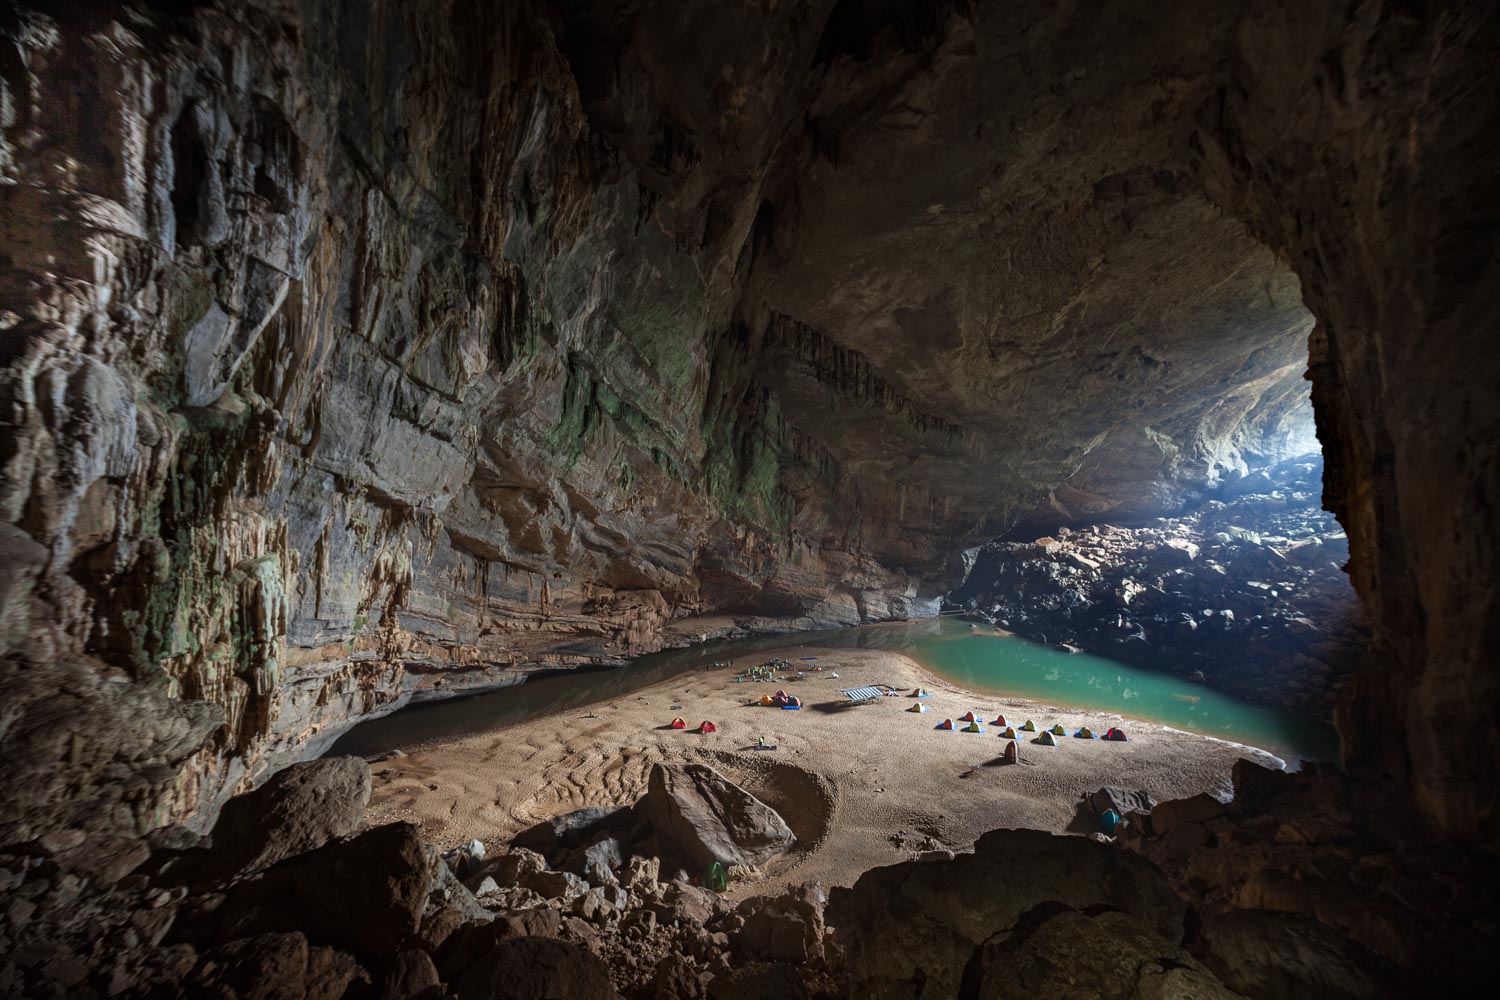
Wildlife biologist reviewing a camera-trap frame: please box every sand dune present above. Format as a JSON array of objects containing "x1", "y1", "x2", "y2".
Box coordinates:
[{"x1": 364, "y1": 645, "x2": 1269, "y2": 897}]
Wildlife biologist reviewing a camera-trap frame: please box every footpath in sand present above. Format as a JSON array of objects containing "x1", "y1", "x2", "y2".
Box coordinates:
[{"x1": 364, "y1": 644, "x2": 1272, "y2": 898}]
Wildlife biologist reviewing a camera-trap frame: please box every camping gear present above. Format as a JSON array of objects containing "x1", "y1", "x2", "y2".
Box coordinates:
[
  {"x1": 907, "y1": 702, "x2": 930, "y2": 713},
  {"x1": 1001, "y1": 726, "x2": 1017, "y2": 739},
  {"x1": 799, "y1": 657, "x2": 817, "y2": 661},
  {"x1": 962, "y1": 720, "x2": 985, "y2": 733},
  {"x1": 840, "y1": 686, "x2": 885, "y2": 706},
  {"x1": 707, "y1": 861, "x2": 729, "y2": 891},
  {"x1": 1103, "y1": 727, "x2": 1129, "y2": 741},
  {"x1": 1037, "y1": 730, "x2": 1058, "y2": 746},
  {"x1": 699, "y1": 721, "x2": 717, "y2": 734},
  {"x1": 1075, "y1": 726, "x2": 1096, "y2": 739},
  {"x1": 912, "y1": 688, "x2": 930, "y2": 698},
  {"x1": 990, "y1": 714, "x2": 1007, "y2": 727},
  {"x1": 936, "y1": 718, "x2": 955, "y2": 731},
  {"x1": 1050, "y1": 724, "x2": 1067, "y2": 736},
  {"x1": 1099, "y1": 809, "x2": 1122, "y2": 835},
  {"x1": 960, "y1": 711, "x2": 979, "y2": 723},
  {"x1": 781, "y1": 697, "x2": 802, "y2": 710},
  {"x1": 1001, "y1": 740, "x2": 1019, "y2": 762},
  {"x1": 758, "y1": 694, "x2": 775, "y2": 706},
  {"x1": 1020, "y1": 720, "x2": 1037, "y2": 732},
  {"x1": 669, "y1": 717, "x2": 686, "y2": 730}
]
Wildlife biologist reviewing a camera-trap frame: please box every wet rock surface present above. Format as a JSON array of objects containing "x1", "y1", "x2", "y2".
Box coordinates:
[{"x1": 952, "y1": 458, "x2": 1367, "y2": 716}]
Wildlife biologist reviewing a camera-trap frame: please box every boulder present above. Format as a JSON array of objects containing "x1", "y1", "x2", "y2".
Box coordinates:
[
  {"x1": 513, "y1": 806, "x2": 632, "y2": 857},
  {"x1": 971, "y1": 908, "x2": 1240, "y2": 998},
  {"x1": 829, "y1": 828, "x2": 1186, "y2": 999},
  {"x1": 209, "y1": 758, "x2": 371, "y2": 876},
  {"x1": 644, "y1": 763, "x2": 794, "y2": 869},
  {"x1": 380, "y1": 949, "x2": 443, "y2": 1000},
  {"x1": 522, "y1": 869, "x2": 590, "y2": 902},
  {"x1": 1149, "y1": 792, "x2": 1226, "y2": 835},
  {"x1": 1089, "y1": 787, "x2": 1156, "y2": 818},
  {"x1": 456, "y1": 936, "x2": 618, "y2": 1000},
  {"x1": 187, "y1": 932, "x2": 368, "y2": 1000},
  {"x1": 1197, "y1": 910, "x2": 1391, "y2": 1000},
  {"x1": 475, "y1": 847, "x2": 548, "y2": 889},
  {"x1": 221, "y1": 822, "x2": 435, "y2": 959}
]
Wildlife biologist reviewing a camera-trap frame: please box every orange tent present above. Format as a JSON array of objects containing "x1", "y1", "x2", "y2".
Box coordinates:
[
  {"x1": 699, "y1": 721, "x2": 717, "y2": 734},
  {"x1": 669, "y1": 717, "x2": 686, "y2": 729},
  {"x1": 1002, "y1": 740, "x2": 1019, "y2": 762}
]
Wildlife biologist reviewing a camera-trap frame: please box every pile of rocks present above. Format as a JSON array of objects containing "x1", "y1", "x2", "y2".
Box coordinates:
[
  {"x1": 949, "y1": 457, "x2": 1367, "y2": 716},
  {"x1": 0, "y1": 757, "x2": 825, "y2": 999}
]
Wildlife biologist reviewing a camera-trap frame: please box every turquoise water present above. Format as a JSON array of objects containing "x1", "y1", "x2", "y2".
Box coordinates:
[
  {"x1": 807, "y1": 617, "x2": 1340, "y2": 766},
  {"x1": 330, "y1": 617, "x2": 1339, "y2": 766}
]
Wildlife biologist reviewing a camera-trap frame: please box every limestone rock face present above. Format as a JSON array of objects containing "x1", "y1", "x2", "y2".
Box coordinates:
[
  {"x1": 0, "y1": 0, "x2": 1495, "y2": 844},
  {"x1": 644, "y1": 763, "x2": 795, "y2": 869}
]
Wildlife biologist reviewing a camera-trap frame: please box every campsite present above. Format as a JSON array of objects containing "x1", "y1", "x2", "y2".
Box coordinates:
[{"x1": 365, "y1": 641, "x2": 1272, "y2": 898}]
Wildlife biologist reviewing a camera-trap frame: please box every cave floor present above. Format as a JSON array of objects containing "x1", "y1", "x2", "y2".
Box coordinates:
[{"x1": 364, "y1": 646, "x2": 1265, "y2": 897}]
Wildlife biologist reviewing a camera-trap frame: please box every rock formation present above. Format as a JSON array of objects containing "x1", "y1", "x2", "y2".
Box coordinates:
[{"x1": 952, "y1": 457, "x2": 1367, "y2": 717}]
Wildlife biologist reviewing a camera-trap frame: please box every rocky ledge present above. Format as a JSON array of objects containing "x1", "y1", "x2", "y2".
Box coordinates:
[
  {"x1": 9, "y1": 750, "x2": 1488, "y2": 999},
  {"x1": 950, "y1": 457, "x2": 1367, "y2": 717}
]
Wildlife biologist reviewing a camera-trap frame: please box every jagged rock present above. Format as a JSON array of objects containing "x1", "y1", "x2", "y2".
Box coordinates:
[
  {"x1": 970, "y1": 908, "x2": 1241, "y2": 999},
  {"x1": 1196, "y1": 910, "x2": 1390, "y2": 1000},
  {"x1": 644, "y1": 763, "x2": 795, "y2": 869},
  {"x1": 649, "y1": 953, "x2": 706, "y2": 999},
  {"x1": 1090, "y1": 787, "x2": 1156, "y2": 818},
  {"x1": 513, "y1": 806, "x2": 634, "y2": 858},
  {"x1": 455, "y1": 936, "x2": 618, "y2": 1000},
  {"x1": 573, "y1": 885, "x2": 630, "y2": 922},
  {"x1": 187, "y1": 932, "x2": 368, "y2": 1000},
  {"x1": 221, "y1": 822, "x2": 434, "y2": 959},
  {"x1": 380, "y1": 949, "x2": 443, "y2": 1000},
  {"x1": 562, "y1": 835, "x2": 624, "y2": 886},
  {"x1": 209, "y1": 758, "x2": 372, "y2": 876},
  {"x1": 829, "y1": 828, "x2": 1187, "y2": 999},
  {"x1": 523, "y1": 869, "x2": 590, "y2": 902},
  {"x1": 1149, "y1": 792, "x2": 1226, "y2": 836},
  {"x1": 705, "y1": 963, "x2": 810, "y2": 1000},
  {"x1": 475, "y1": 847, "x2": 548, "y2": 890}
]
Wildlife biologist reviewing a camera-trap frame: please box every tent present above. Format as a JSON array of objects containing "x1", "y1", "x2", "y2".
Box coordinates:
[
  {"x1": 936, "y1": 718, "x2": 955, "y2": 731},
  {"x1": 913, "y1": 688, "x2": 931, "y2": 698},
  {"x1": 1001, "y1": 740, "x2": 1019, "y2": 762},
  {"x1": 1037, "y1": 730, "x2": 1059, "y2": 746},
  {"x1": 699, "y1": 721, "x2": 717, "y2": 733},
  {"x1": 1050, "y1": 724, "x2": 1067, "y2": 736},
  {"x1": 1075, "y1": 726, "x2": 1096, "y2": 739},
  {"x1": 960, "y1": 711, "x2": 979, "y2": 722},
  {"x1": 989, "y1": 714, "x2": 1008, "y2": 727},
  {"x1": 1000, "y1": 726, "x2": 1017, "y2": 739},
  {"x1": 669, "y1": 717, "x2": 686, "y2": 729},
  {"x1": 1099, "y1": 808, "x2": 1122, "y2": 835},
  {"x1": 907, "y1": 702, "x2": 930, "y2": 713},
  {"x1": 1020, "y1": 720, "x2": 1037, "y2": 732},
  {"x1": 962, "y1": 720, "x2": 985, "y2": 734},
  {"x1": 1103, "y1": 727, "x2": 1129, "y2": 742}
]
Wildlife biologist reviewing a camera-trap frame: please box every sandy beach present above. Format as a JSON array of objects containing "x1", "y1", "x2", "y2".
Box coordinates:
[{"x1": 364, "y1": 644, "x2": 1273, "y2": 897}]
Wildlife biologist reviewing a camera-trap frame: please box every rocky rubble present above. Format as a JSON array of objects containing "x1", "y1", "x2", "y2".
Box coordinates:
[{"x1": 950, "y1": 458, "x2": 1367, "y2": 717}]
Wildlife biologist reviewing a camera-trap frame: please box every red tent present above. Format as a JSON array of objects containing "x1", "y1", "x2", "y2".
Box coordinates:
[
  {"x1": 669, "y1": 717, "x2": 686, "y2": 729},
  {"x1": 1103, "y1": 727, "x2": 1129, "y2": 742},
  {"x1": 960, "y1": 711, "x2": 978, "y2": 722},
  {"x1": 990, "y1": 714, "x2": 1008, "y2": 727},
  {"x1": 936, "y1": 718, "x2": 955, "y2": 731},
  {"x1": 699, "y1": 721, "x2": 718, "y2": 734}
]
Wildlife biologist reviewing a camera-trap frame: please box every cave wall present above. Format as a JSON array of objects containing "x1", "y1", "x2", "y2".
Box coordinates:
[{"x1": 1, "y1": 0, "x2": 1495, "y2": 841}]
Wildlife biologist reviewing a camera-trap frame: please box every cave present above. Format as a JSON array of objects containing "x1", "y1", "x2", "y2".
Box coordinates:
[{"x1": 1, "y1": 1, "x2": 1497, "y2": 997}]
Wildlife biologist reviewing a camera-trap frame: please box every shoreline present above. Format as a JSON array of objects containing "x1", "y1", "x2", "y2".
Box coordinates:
[{"x1": 363, "y1": 643, "x2": 1272, "y2": 898}]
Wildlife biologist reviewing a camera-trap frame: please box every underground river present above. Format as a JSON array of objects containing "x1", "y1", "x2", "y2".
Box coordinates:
[{"x1": 330, "y1": 616, "x2": 1339, "y2": 766}]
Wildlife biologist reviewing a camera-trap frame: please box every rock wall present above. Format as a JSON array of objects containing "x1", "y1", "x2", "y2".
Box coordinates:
[{"x1": 2, "y1": 0, "x2": 1497, "y2": 842}]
